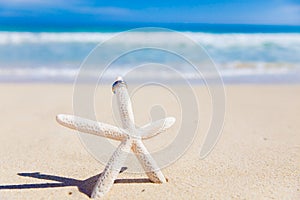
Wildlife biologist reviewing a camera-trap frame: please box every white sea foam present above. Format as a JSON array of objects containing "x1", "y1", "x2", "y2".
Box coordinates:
[
  {"x1": 0, "y1": 32, "x2": 111, "y2": 44},
  {"x1": 185, "y1": 32, "x2": 300, "y2": 48},
  {"x1": 0, "y1": 67, "x2": 78, "y2": 79},
  {"x1": 0, "y1": 31, "x2": 299, "y2": 47},
  {"x1": 0, "y1": 62, "x2": 295, "y2": 82}
]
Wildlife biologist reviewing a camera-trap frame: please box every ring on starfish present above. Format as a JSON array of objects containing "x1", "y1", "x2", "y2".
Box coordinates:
[{"x1": 56, "y1": 76, "x2": 176, "y2": 199}]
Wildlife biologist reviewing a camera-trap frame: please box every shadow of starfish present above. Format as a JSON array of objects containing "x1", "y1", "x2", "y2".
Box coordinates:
[{"x1": 0, "y1": 168, "x2": 151, "y2": 198}]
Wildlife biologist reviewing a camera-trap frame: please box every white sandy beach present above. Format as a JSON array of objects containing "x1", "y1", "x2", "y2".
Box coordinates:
[{"x1": 0, "y1": 84, "x2": 299, "y2": 199}]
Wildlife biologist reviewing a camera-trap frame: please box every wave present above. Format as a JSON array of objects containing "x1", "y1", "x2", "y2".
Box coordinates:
[
  {"x1": 0, "y1": 31, "x2": 299, "y2": 47},
  {"x1": 0, "y1": 31, "x2": 299, "y2": 64},
  {"x1": 0, "y1": 62, "x2": 295, "y2": 81},
  {"x1": 0, "y1": 31, "x2": 299, "y2": 83}
]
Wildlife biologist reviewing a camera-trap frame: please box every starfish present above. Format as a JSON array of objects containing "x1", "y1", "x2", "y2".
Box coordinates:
[{"x1": 56, "y1": 77, "x2": 176, "y2": 199}]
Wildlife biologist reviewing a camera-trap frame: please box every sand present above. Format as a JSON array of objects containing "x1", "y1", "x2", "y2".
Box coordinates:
[{"x1": 0, "y1": 84, "x2": 299, "y2": 199}]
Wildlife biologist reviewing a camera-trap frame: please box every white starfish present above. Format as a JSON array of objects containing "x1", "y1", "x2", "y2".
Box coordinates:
[{"x1": 56, "y1": 77, "x2": 176, "y2": 199}]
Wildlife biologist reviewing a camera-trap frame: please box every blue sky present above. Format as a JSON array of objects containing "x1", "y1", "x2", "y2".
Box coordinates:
[{"x1": 0, "y1": 0, "x2": 299, "y2": 25}]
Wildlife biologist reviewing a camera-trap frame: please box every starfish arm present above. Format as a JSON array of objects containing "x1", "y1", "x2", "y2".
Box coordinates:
[
  {"x1": 56, "y1": 114, "x2": 127, "y2": 141},
  {"x1": 139, "y1": 117, "x2": 176, "y2": 140},
  {"x1": 113, "y1": 78, "x2": 135, "y2": 130},
  {"x1": 91, "y1": 138, "x2": 132, "y2": 199},
  {"x1": 131, "y1": 140, "x2": 166, "y2": 183}
]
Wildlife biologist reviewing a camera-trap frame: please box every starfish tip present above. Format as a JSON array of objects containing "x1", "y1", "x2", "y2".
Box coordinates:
[
  {"x1": 56, "y1": 114, "x2": 67, "y2": 124},
  {"x1": 166, "y1": 117, "x2": 176, "y2": 127},
  {"x1": 115, "y1": 76, "x2": 123, "y2": 81}
]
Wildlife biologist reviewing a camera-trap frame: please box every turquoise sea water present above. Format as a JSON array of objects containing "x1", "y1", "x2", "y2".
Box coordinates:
[{"x1": 0, "y1": 24, "x2": 299, "y2": 83}]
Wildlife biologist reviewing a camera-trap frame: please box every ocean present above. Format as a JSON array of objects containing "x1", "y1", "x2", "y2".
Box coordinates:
[{"x1": 0, "y1": 24, "x2": 299, "y2": 83}]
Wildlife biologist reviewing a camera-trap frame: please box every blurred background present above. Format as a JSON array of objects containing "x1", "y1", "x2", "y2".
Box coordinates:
[{"x1": 0, "y1": 0, "x2": 299, "y2": 83}]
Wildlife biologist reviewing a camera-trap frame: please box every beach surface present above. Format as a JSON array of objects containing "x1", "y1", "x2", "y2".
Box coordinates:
[{"x1": 0, "y1": 84, "x2": 299, "y2": 199}]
